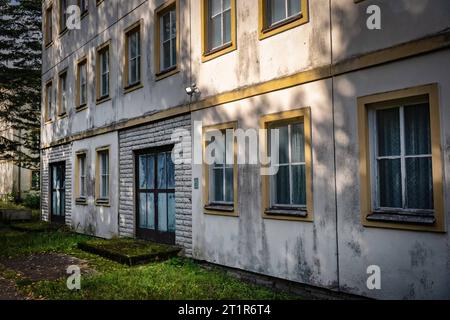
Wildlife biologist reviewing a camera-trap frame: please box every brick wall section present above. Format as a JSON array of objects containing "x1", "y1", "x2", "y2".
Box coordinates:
[
  {"x1": 41, "y1": 143, "x2": 73, "y2": 226},
  {"x1": 118, "y1": 115, "x2": 192, "y2": 256}
]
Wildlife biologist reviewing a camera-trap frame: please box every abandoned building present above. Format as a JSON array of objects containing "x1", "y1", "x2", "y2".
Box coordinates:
[{"x1": 41, "y1": 0, "x2": 450, "y2": 299}]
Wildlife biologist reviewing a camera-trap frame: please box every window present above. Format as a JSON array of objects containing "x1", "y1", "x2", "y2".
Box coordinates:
[
  {"x1": 45, "y1": 5, "x2": 53, "y2": 46},
  {"x1": 79, "y1": 0, "x2": 89, "y2": 16},
  {"x1": 44, "y1": 80, "x2": 53, "y2": 122},
  {"x1": 124, "y1": 22, "x2": 142, "y2": 90},
  {"x1": 259, "y1": 0, "x2": 309, "y2": 40},
  {"x1": 59, "y1": 0, "x2": 68, "y2": 34},
  {"x1": 76, "y1": 152, "x2": 87, "y2": 202},
  {"x1": 31, "y1": 170, "x2": 40, "y2": 190},
  {"x1": 358, "y1": 84, "x2": 444, "y2": 232},
  {"x1": 260, "y1": 108, "x2": 313, "y2": 221},
  {"x1": 201, "y1": 0, "x2": 236, "y2": 62},
  {"x1": 96, "y1": 148, "x2": 109, "y2": 204},
  {"x1": 155, "y1": 1, "x2": 179, "y2": 79},
  {"x1": 203, "y1": 122, "x2": 238, "y2": 216},
  {"x1": 58, "y1": 70, "x2": 68, "y2": 116},
  {"x1": 76, "y1": 57, "x2": 88, "y2": 109},
  {"x1": 96, "y1": 42, "x2": 110, "y2": 102}
]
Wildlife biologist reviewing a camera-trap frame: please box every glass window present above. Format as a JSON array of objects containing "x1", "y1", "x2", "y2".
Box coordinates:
[
  {"x1": 160, "y1": 7, "x2": 177, "y2": 71},
  {"x1": 79, "y1": 0, "x2": 89, "y2": 14},
  {"x1": 78, "y1": 154, "x2": 87, "y2": 198},
  {"x1": 45, "y1": 82, "x2": 53, "y2": 121},
  {"x1": 127, "y1": 29, "x2": 141, "y2": 86},
  {"x1": 59, "y1": 72, "x2": 67, "y2": 115},
  {"x1": 269, "y1": 121, "x2": 306, "y2": 207},
  {"x1": 374, "y1": 103, "x2": 433, "y2": 211},
  {"x1": 98, "y1": 47, "x2": 109, "y2": 98},
  {"x1": 207, "y1": 129, "x2": 234, "y2": 205},
  {"x1": 78, "y1": 61, "x2": 87, "y2": 106},
  {"x1": 98, "y1": 151, "x2": 109, "y2": 199},
  {"x1": 266, "y1": 0, "x2": 301, "y2": 27},
  {"x1": 207, "y1": 0, "x2": 232, "y2": 51},
  {"x1": 60, "y1": 0, "x2": 67, "y2": 31},
  {"x1": 45, "y1": 6, "x2": 53, "y2": 45}
]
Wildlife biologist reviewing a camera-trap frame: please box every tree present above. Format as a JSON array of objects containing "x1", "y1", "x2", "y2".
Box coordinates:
[{"x1": 0, "y1": 0, "x2": 42, "y2": 169}]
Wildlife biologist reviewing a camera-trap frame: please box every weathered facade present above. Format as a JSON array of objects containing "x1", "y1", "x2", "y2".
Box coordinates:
[{"x1": 41, "y1": 0, "x2": 450, "y2": 299}]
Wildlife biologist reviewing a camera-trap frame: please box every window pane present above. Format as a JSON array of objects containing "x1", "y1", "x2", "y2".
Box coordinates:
[
  {"x1": 274, "y1": 165, "x2": 290, "y2": 205},
  {"x1": 292, "y1": 164, "x2": 306, "y2": 206},
  {"x1": 162, "y1": 13, "x2": 171, "y2": 41},
  {"x1": 139, "y1": 193, "x2": 147, "y2": 228},
  {"x1": 404, "y1": 103, "x2": 431, "y2": 156},
  {"x1": 158, "y1": 193, "x2": 168, "y2": 232},
  {"x1": 225, "y1": 166, "x2": 233, "y2": 203},
  {"x1": 377, "y1": 107, "x2": 401, "y2": 157},
  {"x1": 223, "y1": 9, "x2": 231, "y2": 44},
  {"x1": 270, "y1": 0, "x2": 286, "y2": 25},
  {"x1": 291, "y1": 122, "x2": 305, "y2": 163},
  {"x1": 378, "y1": 159, "x2": 402, "y2": 208},
  {"x1": 129, "y1": 59, "x2": 137, "y2": 84},
  {"x1": 168, "y1": 193, "x2": 176, "y2": 232},
  {"x1": 212, "y1": 168, "x2": 224, "y2": 202},
  {"x1": 157, "y1": 153, "x2": 167, "y2": 189},
  {"x1": 163, "y1": 41, "x2": 171, "y2": 70},
  {"x1": 209, "y1": 15, "x2": 222, "y2": 49},
  {"x1": 171, "y1": 38, "x2": 177, "y2": 67},
  {"x1": 139, "y1": 155, "x2": 148, "y2": 189},
  {"x1": 288, "y1": 0, "x2": 301, "y2": 17},
  {"x1": 210, "y1": 0, "x2": 222, "y2": 16},
  {"x1": 278, "y1": 125, "x2": 289, "y2": 164},
  {"x1": 166, "y1": 153, "x2": 175, "y2": 189},
  {"x1": 406, "y1": 157, "x2": 433, "y2": 210}
]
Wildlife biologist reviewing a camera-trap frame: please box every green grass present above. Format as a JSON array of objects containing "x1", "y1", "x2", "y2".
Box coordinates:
[{"x1": 0, "y1": 222, "x2": 296, "y2": 300}]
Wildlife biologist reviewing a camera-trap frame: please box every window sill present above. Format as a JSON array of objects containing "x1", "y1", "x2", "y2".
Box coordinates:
[
  {"x1": 204, "y1": 204, "x2": 238, "y2": 217},
  {"x1": 367, "y1": 212, "x2": 436, "y2": 225},
  {"x1": 264, "y1": 208, "x2": 308, "y2": 218},
  {"x1": 259, "y1": 12, "x2": 308, "y2": 40},
  {"x1": 57, "y1": 112, "x2": 67, "y2": 119},
  {"x1": 76, "y1": 104, "x2": 88, "y2": 112},
  {"x1": 59, "y1": 28, "x2": 69, "y2": 38},
  {"x1": 95, "y1": 199, "x2": 110, "y2": 207},
  {"x1": 76, "y1": 198, "x2": 88, "y2": 206},
  {"x1": 96, "y1": 96, "x2": 111, "y2": 105},
  {"x1": 123, "y1": 83, "x2": 143, "y2": 94},
  {"x1": 81, "y1": 11, "x2": 89, "y2": 19},
  {"x1": 202, "y1": 42, "x2": 236, "y2": 63},
  {"x1": 45, "y1": 41, "x2": 53, "y2": 49},
  {"x1": 44, "y1": 119, "x2": 53, "y2": 125},
  {"x1": 155, "y1": 67, "x2": 179, "y2": 81}
]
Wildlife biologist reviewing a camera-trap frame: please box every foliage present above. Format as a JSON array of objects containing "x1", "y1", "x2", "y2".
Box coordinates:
[
  {"x1": 22, "y1": 191, "x2": 40, "y2": 209},
  {"x1": 0, "y1": 0, "x2": 42, "y2": 169}
]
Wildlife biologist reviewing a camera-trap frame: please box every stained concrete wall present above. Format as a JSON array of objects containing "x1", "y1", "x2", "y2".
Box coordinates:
[
  {"x1": 41, "y1": 0, "x2": 191, "y2": 147},
  {"x1": 334, "y1": 50, "x2": 450, "y2": 300},
  {"x1": 70, "y1": 132, "x2": 119, "y2": 238},
  {"x1": 192, "y1": 79, "x2": 339, "y2": 290},
  {"x1": 331, "y1": 0, "x2": 450, "y2": 63}
]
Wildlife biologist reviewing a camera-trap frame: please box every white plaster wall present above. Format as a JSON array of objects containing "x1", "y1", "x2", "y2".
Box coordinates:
[
  {"x1": 71, "y1": 131, "x2": 119, "y2": 238},
  {"x1": 334, "y1": 50, "x2": 450, "y2": 299},
  {"x1": 192, "y1": 79, "x2": 339, "y2": 289}
]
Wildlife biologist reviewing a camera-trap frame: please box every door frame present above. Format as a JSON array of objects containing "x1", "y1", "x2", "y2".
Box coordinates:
[
  {"x1": 49, "y1": 161, "x2": 66, "y2": 225},
  {"x1": 134, "y1": 145, "x2": 175, "y2": 244}
]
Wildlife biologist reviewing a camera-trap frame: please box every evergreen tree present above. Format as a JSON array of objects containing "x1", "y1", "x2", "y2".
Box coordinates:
[{"x1": 0, "y1": 0, "x2": 42, "y2": 169}]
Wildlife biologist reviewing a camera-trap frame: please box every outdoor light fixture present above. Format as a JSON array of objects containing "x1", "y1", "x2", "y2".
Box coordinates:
[{"x1": 185, "y1": 84, "x2": 200, "y2": 97}]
